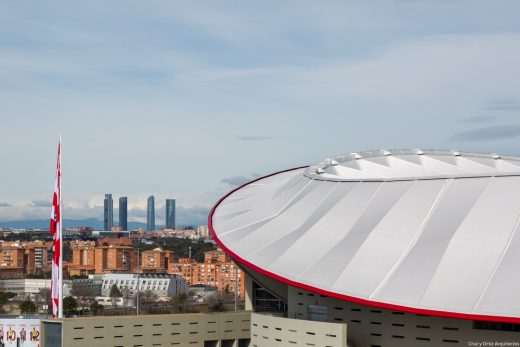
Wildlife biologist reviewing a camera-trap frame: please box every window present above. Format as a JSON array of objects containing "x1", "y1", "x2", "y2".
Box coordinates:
[{"x1": 473, "y1": 321, "x2": 520, "y2": 332}]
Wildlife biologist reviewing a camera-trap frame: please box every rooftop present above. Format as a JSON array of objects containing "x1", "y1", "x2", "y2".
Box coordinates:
[{"x1": 306, "y1": 149, "x2": 520, "y2": 181}]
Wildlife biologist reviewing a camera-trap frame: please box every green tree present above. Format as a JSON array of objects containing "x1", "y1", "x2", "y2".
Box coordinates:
[
  {"x1": 110, "y1": 284, "x2": 122, "y2": 309},
  {"x1": 0, "y1": 291, "x2": 16, "y2": 313},
  {"x1": 19, "y1": 299, "x2": 37, "y2": 314},
  {"x1": 63, "y1": 296, "x2": 78, "y2": 315},
  {"x1": 89, "y1": 300, "x2": 104, "y2": 315},
  {"x1": 109, "y1": 284, "x2": 122, "y2": 298}
]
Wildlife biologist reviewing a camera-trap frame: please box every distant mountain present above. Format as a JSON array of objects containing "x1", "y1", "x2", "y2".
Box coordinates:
[{"x1": 0, "y1": 218, "x2": 148, "y2": 230}]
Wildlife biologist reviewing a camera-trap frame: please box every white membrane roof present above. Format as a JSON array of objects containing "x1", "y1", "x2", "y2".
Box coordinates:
[{"x1": 211, "y1": 150, "x2": 520, "y2": 321}]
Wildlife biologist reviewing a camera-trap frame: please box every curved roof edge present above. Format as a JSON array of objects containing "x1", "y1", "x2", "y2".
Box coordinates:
[{"x1": 209, "y1": 166, "x2": 520, "y2": 324}]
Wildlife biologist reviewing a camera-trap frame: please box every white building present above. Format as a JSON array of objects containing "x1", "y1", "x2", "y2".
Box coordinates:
[
  {"x1": 101, "y1": 273, "x2": 187, "y2": 298},
  {"x1": 210, "y1": 149, "x2": 520, "y2": 346},
  {"x1": 1, "y1": 279, "x2": 53, "y2": 299}
]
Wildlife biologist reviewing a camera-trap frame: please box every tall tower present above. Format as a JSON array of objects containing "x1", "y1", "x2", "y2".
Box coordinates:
[
  {"x1": 166, "y1": 199, "x2": 176, "y2": 229},
  {"x1": 147, "y1": 195, "x2": 155, "y2": 231},
  {"x1": 119, "y1": 197, "x2": 128, "y2": 231},
  {"x1": 103, "y1": 194, "x2": 113, "y2": 231}
]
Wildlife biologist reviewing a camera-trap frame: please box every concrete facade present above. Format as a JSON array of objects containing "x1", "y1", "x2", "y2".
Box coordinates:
[
  {"x1": 101, "y1": 273, "x2": 188, "y2": 298},
  {"x1": 287, "y1": 286, "x2": 520, "y2": 347},
  {"x1": 1, "y1": 278, "x2": 52, "y2": 299},
  {"x1": 251, "y1": 312, "x2": 347, "y2": 347},
  {"x1": 41, "y1": 311, "x2": 252, "y2": 347}
]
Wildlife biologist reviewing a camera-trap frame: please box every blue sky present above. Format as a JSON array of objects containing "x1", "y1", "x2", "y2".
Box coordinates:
[{"x1": 1, "y1": 1, "x2": 520, "y2": 225}]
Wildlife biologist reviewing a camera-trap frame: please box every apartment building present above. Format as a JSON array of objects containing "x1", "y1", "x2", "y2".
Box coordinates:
[
  {"x1": 69, "y1": 239, "x2": 136, "y2": 276},
  {"x1": 169, "y1": 249, "x2": 245, "y2": 298},
  {"x1": 140, "y1": 248, "x2": 173, "y2": 273},
  {"x1": 0, "y1": 241, "x2": 51, "y2": 278}
]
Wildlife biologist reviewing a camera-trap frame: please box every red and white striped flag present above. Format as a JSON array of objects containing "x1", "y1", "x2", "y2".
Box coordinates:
[{"x1": 49, "y1": 141, "x2": 61, "y2": 318}]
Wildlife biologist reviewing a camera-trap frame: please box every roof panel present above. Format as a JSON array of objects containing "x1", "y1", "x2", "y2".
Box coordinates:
[{"x1": 211, "y1": 150, "x2": 520, "y2": 321}]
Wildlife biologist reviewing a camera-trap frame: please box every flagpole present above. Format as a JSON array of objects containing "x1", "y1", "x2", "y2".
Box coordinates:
[{"x1": 58, "y1": 135, "x2": 63, "y2": 318}]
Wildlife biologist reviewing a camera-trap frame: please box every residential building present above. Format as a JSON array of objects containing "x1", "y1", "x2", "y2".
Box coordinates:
[
  {"x1": 69, "y1": 239, "x2": 136, "y2": 276},
  {"x1": 95, "y1": 244, "x2": 136, "y2": 274},
  {"x1": 119, "y1": 196, "x2": 128, "y2": 231},
  {"x1": 147, "y1": 195, "x2": 155, "y2": 231},
  {"x1": 0, "y1": 241, "x2": 51, "y2": 278},
  {"x1": 140, "y1": 247, "x2": 173, "y2": 273},
  {"x1": 196, "y1": 224, "x2": 210, "y2": 238},
  {"x1": 169, "y1": 249, "x2": 245, "y2": 298},
  {"x1": 165, "y1": 198, "x2": 176, "y2": 229},
  {"x1": 69, "y1": 240, "x2": 96, "y2": 276},
  {"x1": 103, "y1": 194, "x2": 113, "y2": 231}
]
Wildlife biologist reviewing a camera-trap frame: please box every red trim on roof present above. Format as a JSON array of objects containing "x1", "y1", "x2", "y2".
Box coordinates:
[{"x1": 209, "y1": 166, "x2": 520, "y2": 324}]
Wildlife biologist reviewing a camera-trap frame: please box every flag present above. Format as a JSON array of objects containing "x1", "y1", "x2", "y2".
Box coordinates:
[{"x1": 49, "y1": 142, "x2": 61, "y2": 318}]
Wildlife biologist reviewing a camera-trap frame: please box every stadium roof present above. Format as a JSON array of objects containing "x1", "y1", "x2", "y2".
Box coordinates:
[{"x1": 210, "y1": 149, "x2": 520, "y2": 323}]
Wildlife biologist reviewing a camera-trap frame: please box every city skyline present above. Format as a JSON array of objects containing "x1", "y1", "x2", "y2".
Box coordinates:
[{"x1": 2, "y1": 1, "x2": 520, "y2": 226}]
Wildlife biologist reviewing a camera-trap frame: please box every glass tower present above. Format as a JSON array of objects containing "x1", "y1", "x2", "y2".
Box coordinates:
[
  {"x1": 104, "y1": 194, "x2": 113, "y2": 231},
  {"x1": 147, "y1": 195, "x2": 155, "y2": 231},
  {"x1": 166, "y1": 199, "x2": 176, "y2": 229},
  {"x1": 119, "y1": 197, "x2": 128, "y2": 231}
]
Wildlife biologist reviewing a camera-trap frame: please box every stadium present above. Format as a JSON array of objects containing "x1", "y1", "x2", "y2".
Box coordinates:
[{"x1": 210, "y1": 149, "x2": 520, "y2": 347}]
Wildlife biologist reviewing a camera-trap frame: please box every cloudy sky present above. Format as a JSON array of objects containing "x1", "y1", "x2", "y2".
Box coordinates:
[{"x1": 1, "y1": 1, "x2": 520, "y2": 226}]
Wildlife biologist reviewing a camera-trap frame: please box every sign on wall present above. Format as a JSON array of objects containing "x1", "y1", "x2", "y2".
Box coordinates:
[{"x1": 0, "y1": 319, "x2": 40, "y2": 347}]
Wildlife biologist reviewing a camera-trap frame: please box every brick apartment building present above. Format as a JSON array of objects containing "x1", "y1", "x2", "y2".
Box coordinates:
[
  {"x1": 69, "y1": 239, "x2": 176, "y2": 276},
  {"x1": 141, "y1": 248, "x2": 173, "y2": 273},
  {"x1": 0, "y1": 241, "x2": 50, "y2": 279},
  {"x1": 169, "y1": 249, "x2": 245, "y2": 298},
  {"x1": 69, "y1": 239, "x2": 137, "y2": 276}
]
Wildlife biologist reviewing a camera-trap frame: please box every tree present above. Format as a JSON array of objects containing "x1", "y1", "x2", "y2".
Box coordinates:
[
  {"x1": 141, "y1": 289, "x2": 158, "y2": 312},
  {"x1": 0, "y1": 291, "x2": 16, "y2": 313},
  {"x1": 109, "y1": 284, "x2": 122, "y2": 309},
  {"x1": 90, "y1": 300, "x2": 104, "y2": 315},
  {"x1": 120, "y1": 287, "x2": 131, "y2": 313},
  {"x1": 35, "y1": 288, "x2": 51, "y2": 314},
  {"x1": 71, "y1": 282, "x2": 92, "y2": 314},
  {"x1": 63, "y1": 296, "x2": 78, "y2": 315},
  {"x1": 19, "y1": 299, "x2": 37, "y2": 314},
  {"x1": 207, "y1": 293, "x2": 226, "y2": 312},
  {"x1": 170, "y1": 293, "x2": 188, "y2": 313},
  {"x1": 109, "y1": 284, "x2": 122, "y2": 298}
]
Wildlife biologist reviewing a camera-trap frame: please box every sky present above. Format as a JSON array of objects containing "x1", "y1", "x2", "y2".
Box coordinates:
[{"x1": 1, "y1": 1, "x2": 520, "y2": 226}]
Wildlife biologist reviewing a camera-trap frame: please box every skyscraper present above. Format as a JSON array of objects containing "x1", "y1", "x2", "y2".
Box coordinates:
[
  {"x1": 103, "y1": 194, "x2": 113, "y2": 231},
  {"x1": 166, "y1": 199, "x2": 176, "y2": 229},
  {"x1": 147, "y1": 195, "x2": 155, "y2": 231},
  {"x1": 119, "y1": 197, "x2": 128, "y2": 231}
]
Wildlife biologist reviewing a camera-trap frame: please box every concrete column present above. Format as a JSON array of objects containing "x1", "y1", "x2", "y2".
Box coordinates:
[{"x1": 244, "y1": 273, "x2": 253, "y2": 311}]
